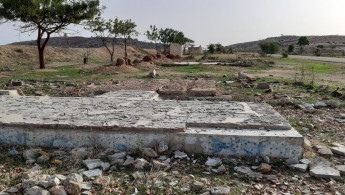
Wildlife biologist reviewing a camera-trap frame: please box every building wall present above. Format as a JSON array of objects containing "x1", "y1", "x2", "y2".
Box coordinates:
[
  {"x1": 170, "y1": 44, "x2": 183, "y2": 56},
  {"x1": 187, "y1": 46, "x2": 203, "y2": 55}
]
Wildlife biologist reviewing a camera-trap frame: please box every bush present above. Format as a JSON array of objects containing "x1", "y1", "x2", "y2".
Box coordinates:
[{"x1": 282, "y1": 52, "x2": 288, "y2": 58}]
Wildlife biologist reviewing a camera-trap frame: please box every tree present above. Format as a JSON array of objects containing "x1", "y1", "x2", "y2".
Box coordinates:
[
  {"x1": 118, "y1": 19, "x2": 137, "y2": 59},
  {"x1": 314, "y1": 45, "x2": 324, "y2": 56},
  {"x1": 207, "y1": 44, "x2": 216, "y2": 54},
  {"x1": 288, "y1": 45, "x2": 295, "y2": 53},
  {"x1": 297, "y1": 36, "x2": 310, "y2": 54},
  {"x1": 259, "y1": 42, "x2": 280, "y2": 54},
  {"x1": 159, "y1": 28, "x2": 186, "y2": 54},
  {"x1": 86, "y1": 17, "x2": 121, "y2": 62},
  {"x1": 215, "y1": 43, "x2": 223, "y2": 53},
  {"x1": 182, "y1": 37, "x2": 194, "y2": 54},
  {"x1": 0, "y1": 0, "x2": 100, "y2": 69},
  {"x1": 146, "y1": 25, "x2": 160, "y2": 54}
]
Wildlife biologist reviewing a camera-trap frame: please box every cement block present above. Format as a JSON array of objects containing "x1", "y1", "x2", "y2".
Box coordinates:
[{"x1": 0, "y1": 90, "x2": 19, "y2": 96}]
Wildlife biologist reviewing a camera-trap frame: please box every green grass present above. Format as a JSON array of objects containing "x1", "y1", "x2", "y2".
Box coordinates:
[
  {"x1": 275, "y1": 58, "x2": 343, "y2": 74},
  {"x1": 163, "y1": 65, "x2": 215, "y2": 73}
]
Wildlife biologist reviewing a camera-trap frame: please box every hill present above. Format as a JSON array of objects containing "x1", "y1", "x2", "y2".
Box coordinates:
[
  {"x1": 9, "y1": 36, "x2": 162, "y2": 50},
  {"x1": 229, "y1": 35, "x2": 345, "y2": 56}
]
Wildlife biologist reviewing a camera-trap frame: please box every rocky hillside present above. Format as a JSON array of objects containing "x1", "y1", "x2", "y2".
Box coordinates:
[
  {"x1": 229, "y1": 35, "x2": 345, "y2": 55},
  {"x1": 10, "y1": 36, "x2": 163, "y2": 50}
]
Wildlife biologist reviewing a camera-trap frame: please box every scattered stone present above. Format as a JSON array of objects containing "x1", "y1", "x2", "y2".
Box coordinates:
[
  {"x1": 94, "y1": 176, "x2": 110, "y2": 187},
  {"x1": 205, "y1": 157, "x2": 222, "y2": 167},
  {"x1": 142, "y1": 148, "x2": 158, "y2": 158},
  {"x1": 65, "y1": 181, "x2": 83, "y2": 195},
  {"x1": 71, "y1": 148, "x2": 89, "y2": 160},
  {"x1": 37, "y1": 155, "x2": 50, "y2": 164},
  {"x1": 25, "y1": 186, "x2": 50, "y2": 195},
  {"x1": 174, "y1": 151, "x2": 188, "y2": 159},
  {"x1": 257, "y1": 83, "x2": 270, "y2": 90},
  {"x1": 132, "y1": 171, "x2": 145, "y2": 179},
  {"x1": 64, "y1": 173, "x2": 83, "y2": 185},
  {"x1": 210, "y1": 186, "x2": 231, "y2": 195},
  {"x1": 310, "y1": 157, "x2": 332, "y2": 170},
  {"x1": 238, "y1": 72, "x2": 248, "y2": 79},
  {"x1": 132, "y1": 158, "x2": 149, "y2": 170},
  {"x1": 235, "y1": 166, "x2": 252, "y2": 175},
  {"x1": 265, "y1": 175, "x2": 277, "y2": 181},
  {"x1": 49, "y1": 186, "x2": 67, "y2": 195},
  {"x1": 9, "y1": 149, "x2": 20, "y2": 155},
  {"x1": 264, "y1": 156, "x2": 270, "y2": 164},
  {"x1": 289, "y1": 164, "x2": 308, "y2": 172},
  {"x1": 257, "y1": 163, "x2": 271, "y2": 174},
  {"x1": 108, "y1": 152, "x2": 126, "y2": 161},
  {"x1": 122, "y1": 158, "x2": 134, "y2": 166},
  {"x1": 47, "y1": 176, "x2": 61, "y2": 187},
  {"x1": 191, "y1": 181, "x2": 204, "y2": 192},
  {"x1": 314, "y1": 102, "x2": 327, "y2": 108},
  {"x1": 101, "y1": 162, "x2": 110, "y2": 171},
  {"x1": 326, "y1": 100, "x2": 341, "y2": 108},
  {"x1": 148, "y1": 69, "x2": 157, "y2": 78},
  {"x1": 6, "y1": 187, "x2": 18, "y2": 193},
  {"x1": 157, "y1": 141, "x2": 168, "y2": 154},
  {"x1": 286, "y1": 157, "x2": 299, "y2": 165},
  {"x1": 310, "y1": 166, "x2": 341, "y2": 181},
  {"x1": 23, "y1": 149, "x2": 41, "y2": 161},
  {"x1": 83, "y1": 159, "x2": 103, "y2": 170},
  {"x1": 152, "y1": 160, "x2": 169, "y2": 170},
  {"x1": 300, "y1": 159, "x2": 311, "y2": 165},
  {"x1": 330, "y1": 147, "x2": 345, "y2": 156},
  {"x1": 318, "y1": 147, "x2": 333, "y2": 156},
  {"x1": 335, "y1": 165, "x2": 345, "y2": 175},
  {"x1": 217, "y1": 165, "x2": 227, "y2": 173},
  {"x1": 82, "y1": 169, "x2": 102, "y2": 178}
]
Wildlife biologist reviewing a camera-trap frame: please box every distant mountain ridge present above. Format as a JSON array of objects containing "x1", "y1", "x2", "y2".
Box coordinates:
[
  {"x1": 9, "y1": 36, "x2": 162, "y2": 50},
  {"x1": 229, "y1": 35, "x2": 345, "y2": 55}
]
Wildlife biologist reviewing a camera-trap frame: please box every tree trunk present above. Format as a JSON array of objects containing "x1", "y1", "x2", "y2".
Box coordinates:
[
  {"x1": 36, "y1": 28, "x2": 50, "y2": 69},
  {"x1": 111, "y1": 53, "x2": 114, "y2": 62},
  {"x1": 124, "y1": 39, "x2": 128, "y2": 58},
  {"x1": 38, "y1": 48, "x2": 45, "y2": 69}
]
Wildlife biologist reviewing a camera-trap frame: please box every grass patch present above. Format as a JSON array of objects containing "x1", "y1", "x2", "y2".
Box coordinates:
[{"x1": 275, "y1": 58, "x2": 342, "y2": 74}]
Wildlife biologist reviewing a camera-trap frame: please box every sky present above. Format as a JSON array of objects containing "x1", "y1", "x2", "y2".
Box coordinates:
[{"x1": 0, "y1": 0, "x2": 345, "y2": 47}]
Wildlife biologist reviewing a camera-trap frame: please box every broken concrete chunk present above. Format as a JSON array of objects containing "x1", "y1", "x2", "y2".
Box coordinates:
[
  {"x1": 82, "y1": 159, "x2": 104, "y2": 170},
  {"x1": 82, "y1": 169, "x2": 102, "y2": 178},
  {"x1": 205, "y1": 157, "x2": 222, "y2": 167},
  {"x1": 141, "y1": 148, "x2": 158, "y2": 158},
  {"x1": 258, "y1": 163, "x2": 271, "y2": 174},
  {"x1": 289, "y1": 164, "x2": 308, "y2": 173},
  {"x1": 25, "y1": 186, "x2": 50, "y2": 195},
  {"x1": 132, "y1": 158, "x2": 149, "y2": 170},
  {"x1": 210, "y1": 186, "x2": 231, "y2": 195},
  {"x1": 309, "y1": 157, "x2": 332, "y2": 170},
  {"x1": 108, "y1": 152, "x2": 126, "y2": 161},
  {"x1": 310, "y1": 166, "x2": 342, "y2": 181},
  {"x1": 174, "y1": 151, "x2": 188, "y2": 159},
  {"x1": 330, "y1": 147, "x2": 345, "y2": 156},
  {"x1": 335, "y1": 165, "x2": 345, "y2": 175},
  {"x1": 286, "y1": 157, "x2": 299, "y2": 165}
]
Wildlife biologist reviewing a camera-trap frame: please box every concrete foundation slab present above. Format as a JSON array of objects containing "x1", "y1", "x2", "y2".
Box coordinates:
[
  {"x1": 0, "y1": 90, "x2": 19, "y2": 96},
  {"x1": 0, "y1": 91, "x2": 303, "y2": 158}
]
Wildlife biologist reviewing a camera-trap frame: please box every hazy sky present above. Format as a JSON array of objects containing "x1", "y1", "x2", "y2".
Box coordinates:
[{"x1": 0, "y1": 0, "x2": 345, "y2": 47}]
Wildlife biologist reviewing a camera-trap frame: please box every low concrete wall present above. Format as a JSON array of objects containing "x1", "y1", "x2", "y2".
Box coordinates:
[{"x1": 0, "y1": 126, "x2": 303, "y2": 159}]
